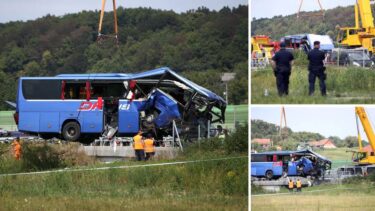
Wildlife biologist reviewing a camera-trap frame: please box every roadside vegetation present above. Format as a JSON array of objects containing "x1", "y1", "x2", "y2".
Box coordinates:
[
  {"x1": 252, "y1": 175, "x2": 375, "y2": 211},
  {"x1": 252, "y1": 184, "x2": 375, "y2": 211},
  {"x1": 252, "y1": 65, "x2": 375, "y2": 104},
  {"x1": 0, "y1": 124, "x2": 248, "y2": 210}
]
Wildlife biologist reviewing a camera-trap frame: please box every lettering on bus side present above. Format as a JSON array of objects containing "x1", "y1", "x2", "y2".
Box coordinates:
[
  {"x1": 272, "y1": 161, "x2": 283, "y2": 167},
  {"x1": 78, "y1": 102, "x2": 102, "y2": 111},
  {"x1": 119, "y1": 103, "x2": 131, "y2": 111}
]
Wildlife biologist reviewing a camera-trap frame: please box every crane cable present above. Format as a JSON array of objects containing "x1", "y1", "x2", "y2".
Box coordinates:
[{"x1": 97, "y1": 0, "x2": 119, "y2": 44}]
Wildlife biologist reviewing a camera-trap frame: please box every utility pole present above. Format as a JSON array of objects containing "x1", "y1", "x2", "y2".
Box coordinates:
[{"x1": 221, "y1": 73, "x2": 236, "y2": 104}]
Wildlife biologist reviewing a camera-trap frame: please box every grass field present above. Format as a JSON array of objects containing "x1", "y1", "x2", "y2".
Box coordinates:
[
  {"x1": 0, "y1": 158, "x2": 248, "y2": 210},
  {"x1": 0, "y1": 136, "x2": 248, "y2": 210},
  {"x1": 314, "y1": 148, "x2": 353, "y2": 168},
  {"x1": 252, "y1": 184, "x2": 375, "y2": 211},
  {"x1": 252, "y1": 66, "x2": 375, "y2": 104},
  {"x1": 224, "y1": 104, "x2": 248, "y2": 124}
]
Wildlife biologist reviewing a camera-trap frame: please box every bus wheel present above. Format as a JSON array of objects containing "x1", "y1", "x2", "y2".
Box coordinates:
[
  {"x1": 265, "y1": 170, "x2": 273, "y2": 180},
  {"x1": 62, "y1": 121, "x2": 81, "y2": 141}
]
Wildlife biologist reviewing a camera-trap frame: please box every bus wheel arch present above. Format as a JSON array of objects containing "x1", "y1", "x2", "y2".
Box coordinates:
[
  {"x1": 61, "y1": 120, "x2": 81, "y2": 141},
  {"x1": 265, "y1": 170, "x2": 273, "y2": 180}
]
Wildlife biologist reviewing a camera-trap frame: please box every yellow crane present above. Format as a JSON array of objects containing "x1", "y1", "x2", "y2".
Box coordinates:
[
  {"x1": 338, "y1": 0, "x2": 375, "y2": 54},
  {"x1": 354, "y1": 106, "x2": 375, "y2": 165}
]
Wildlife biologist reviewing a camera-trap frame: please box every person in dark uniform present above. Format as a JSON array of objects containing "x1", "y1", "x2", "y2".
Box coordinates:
[
  {"x1": 307, "y1": 41, "x2": 327, "y2": 96},
  {"x1": 271, "y1": 42, "x2": 294, "y2": 96}
]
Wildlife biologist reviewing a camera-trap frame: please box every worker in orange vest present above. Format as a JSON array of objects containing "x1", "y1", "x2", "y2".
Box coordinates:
[
  {"x1": 144, "y1": 133, "x2": 155, "y2": 161},
  {"x1": 133, "y1": 131, "x2": 145, "y2": 161},
  {"x1": 12, "y1": 137, "x2": 22, "y2": 160},
  {"x1": 288, "y1": 179, "x2": 294, "y2": 192},
  {"x1": 296, "y1": 179, "x2": 302, "y2": 192}
]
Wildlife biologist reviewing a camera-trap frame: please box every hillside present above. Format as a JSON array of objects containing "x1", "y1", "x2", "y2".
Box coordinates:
[
  {"x1": 251, "y1": 5, "x2": 369, "y2": 40},
  {"x1": 251, "y1": 119, "x2": 362, "y2": 150},
  {"x1": 0, "y1": 6, "x2": 248, "y2": 109}
]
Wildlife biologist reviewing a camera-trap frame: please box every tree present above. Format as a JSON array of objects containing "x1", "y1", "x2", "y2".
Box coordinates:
[
  {"x1": 0, "y1": 6, "x2": 248, "y2": 109},
  {"x1": 344, "y1": 136, "x2": 358, "y2": 148},
  {"x1": 4, "y1": 47, "x2": 27, "y2": 72},
  {"x1": 21, "y1": 61, "x2": 45, "y2": 76}
]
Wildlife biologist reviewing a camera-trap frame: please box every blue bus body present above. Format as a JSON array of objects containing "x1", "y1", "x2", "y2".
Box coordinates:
[
  {"x1": 251, "y1": 150, "x2": 331, "y2": 179},
  {"x1": 15, "y1": 67, "x2": 226, "y2": 141}
]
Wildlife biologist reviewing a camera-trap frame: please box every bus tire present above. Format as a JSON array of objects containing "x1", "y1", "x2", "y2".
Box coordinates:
[
  {"x1": 62, "y1": 121, "x2": 81, "y2": 141},
  {"x1": 265, "y1": 170, "x2": 273, "y2": 180}
]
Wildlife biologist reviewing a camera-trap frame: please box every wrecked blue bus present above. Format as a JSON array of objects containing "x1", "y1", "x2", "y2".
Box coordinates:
[
  {"x1": 14, "y1": 67, "x2": 226, "y2": 142},
  {"x1": 251, "y1": 150, "x2": 331, "y2": 179}
]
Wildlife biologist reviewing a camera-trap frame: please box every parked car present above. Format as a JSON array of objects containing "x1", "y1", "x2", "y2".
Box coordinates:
[{"x1": 331, "y1": 48, "x2": 374, "y2": 68}]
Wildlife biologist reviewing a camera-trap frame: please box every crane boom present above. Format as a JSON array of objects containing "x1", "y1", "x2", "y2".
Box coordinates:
[
  {"x1": 355, "y1": 107, "x2": 375, "y2": 151},
  {"x1": 358, "y1": 0, "x2": 374, "y2": 28},
  {"x1": 353, "y1": 107, "x2": 375, "y2": 165}
]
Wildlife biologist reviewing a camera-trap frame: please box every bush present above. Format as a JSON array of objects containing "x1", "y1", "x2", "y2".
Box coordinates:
[
  {"x1": 225, "y1": 123, "x2": 248, "y2": 154},
  {"x1": 251, "y1": 184, "x2": 265, "y2": 194},
  {"x1": 21, "y1": 142, "x2": 64, "y2": 171},
  {"x1": 0, "y1": 142, "x2": 95, "y2": 173}
]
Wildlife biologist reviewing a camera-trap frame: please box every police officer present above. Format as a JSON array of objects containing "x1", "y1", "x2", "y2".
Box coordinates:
[
  {"x1": 307, "y1": 41, "x2": 327, "y2": 96},
  {"x1": 271, "y1": 42, "x2": 294, "y2": 96}
]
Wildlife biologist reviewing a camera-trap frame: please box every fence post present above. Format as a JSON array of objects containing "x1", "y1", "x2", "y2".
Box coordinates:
[
  {"x1": 198, "y1": 124, "x2": 201, "y2": 149},
  {"x1": 172, "y1": 120, "x2": 176, "y2": 147},
  {"x1": 363, "y1": 48, "x2": 365, "y2": 68},
  {"x1": 207, "y1": 120, "x2": 210, "y2": 139},
  {"x1": 198, "y1": 124, "x2": 201, "y2": 141}
]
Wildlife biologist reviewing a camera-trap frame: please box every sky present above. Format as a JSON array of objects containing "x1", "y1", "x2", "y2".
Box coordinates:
[
  {"x1": 252, "y1": 0, "x2": 354, "y2": 19},
  {"x1": 0, "y1": 0, "x2": 248, "y2": 23},
  {"x1": 251, "y1": 106, "x2": 375, "y2": 141}
]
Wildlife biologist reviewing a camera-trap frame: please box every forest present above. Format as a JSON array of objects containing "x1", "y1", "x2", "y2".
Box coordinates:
[
  {"x1": 0, "y1": 5, "x2": 248, "y2": 109},
  {"x1": 251, "y1": 5, "x2": 371, "y2": 40}
]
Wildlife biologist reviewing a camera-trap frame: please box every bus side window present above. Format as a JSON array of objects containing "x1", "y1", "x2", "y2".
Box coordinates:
[
  {"x1": 266, "y1": 155, "x2": 273, "y2": 162},
  {"x1": 272, "y1": 154, "x2": 277, "y2": 162},
  {"x1": 64, "y1": 82, "x2": 86, "y2": 99}
]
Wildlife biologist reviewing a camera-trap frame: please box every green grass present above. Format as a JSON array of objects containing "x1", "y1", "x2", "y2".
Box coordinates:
[
  {"x1": 0, "y1": 149, "x2": 248, "y2": 210},
  {"x1": 252, "y1": 65, "x2": 375, "y2": 104},
  {"x1": 252, "y1": 183, "x2": 375, "y2": 211},
  {"x1": 0, "y1": 158, "x2": 248, "y2": 210},
  {"x1": 0, "y1": 111, "x2": 14, "y2": 126},
  {"x1": 313, "y1": 148, "x2": 358, "y2": 168},
  {"x1": 224, "y1": 104, "x2": 248, "y2": 124}
]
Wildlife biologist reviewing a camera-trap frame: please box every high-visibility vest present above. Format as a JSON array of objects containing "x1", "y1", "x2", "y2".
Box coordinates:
[
  {"x1": 296, "y1": 180, "x2": 302, "y2": 188},
  {"x1": 144, "y1": 138, "x2": 155, "y2": 153},
  {"x1": 288, "y1": 181, "x2": 294, "y2": 189},
  {"x1": 133, "y1": 135, "x2": 144, "y2": 150}
]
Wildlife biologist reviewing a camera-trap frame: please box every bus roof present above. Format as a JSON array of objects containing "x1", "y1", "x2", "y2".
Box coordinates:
[
  {"x1": 20, "y1": 67, "x2": 226, "y2": 104},
  {"x1": 252, "y1": 149, "x2": 331, "y2": 162}
]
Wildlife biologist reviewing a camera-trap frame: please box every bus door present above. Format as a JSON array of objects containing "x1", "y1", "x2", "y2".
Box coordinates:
[
  {"x1": 288, "y1": 161, "x2": 298, "y2": 175},
  {"x1": 75, "y1": 81, "x2": 104, "y2": 133},
  {"x1": 79, "y1": 99, "x2": 104, "y2": 133},
  {"x1": 118, "y1": 100, "x2": 140, "y2": 134}
]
